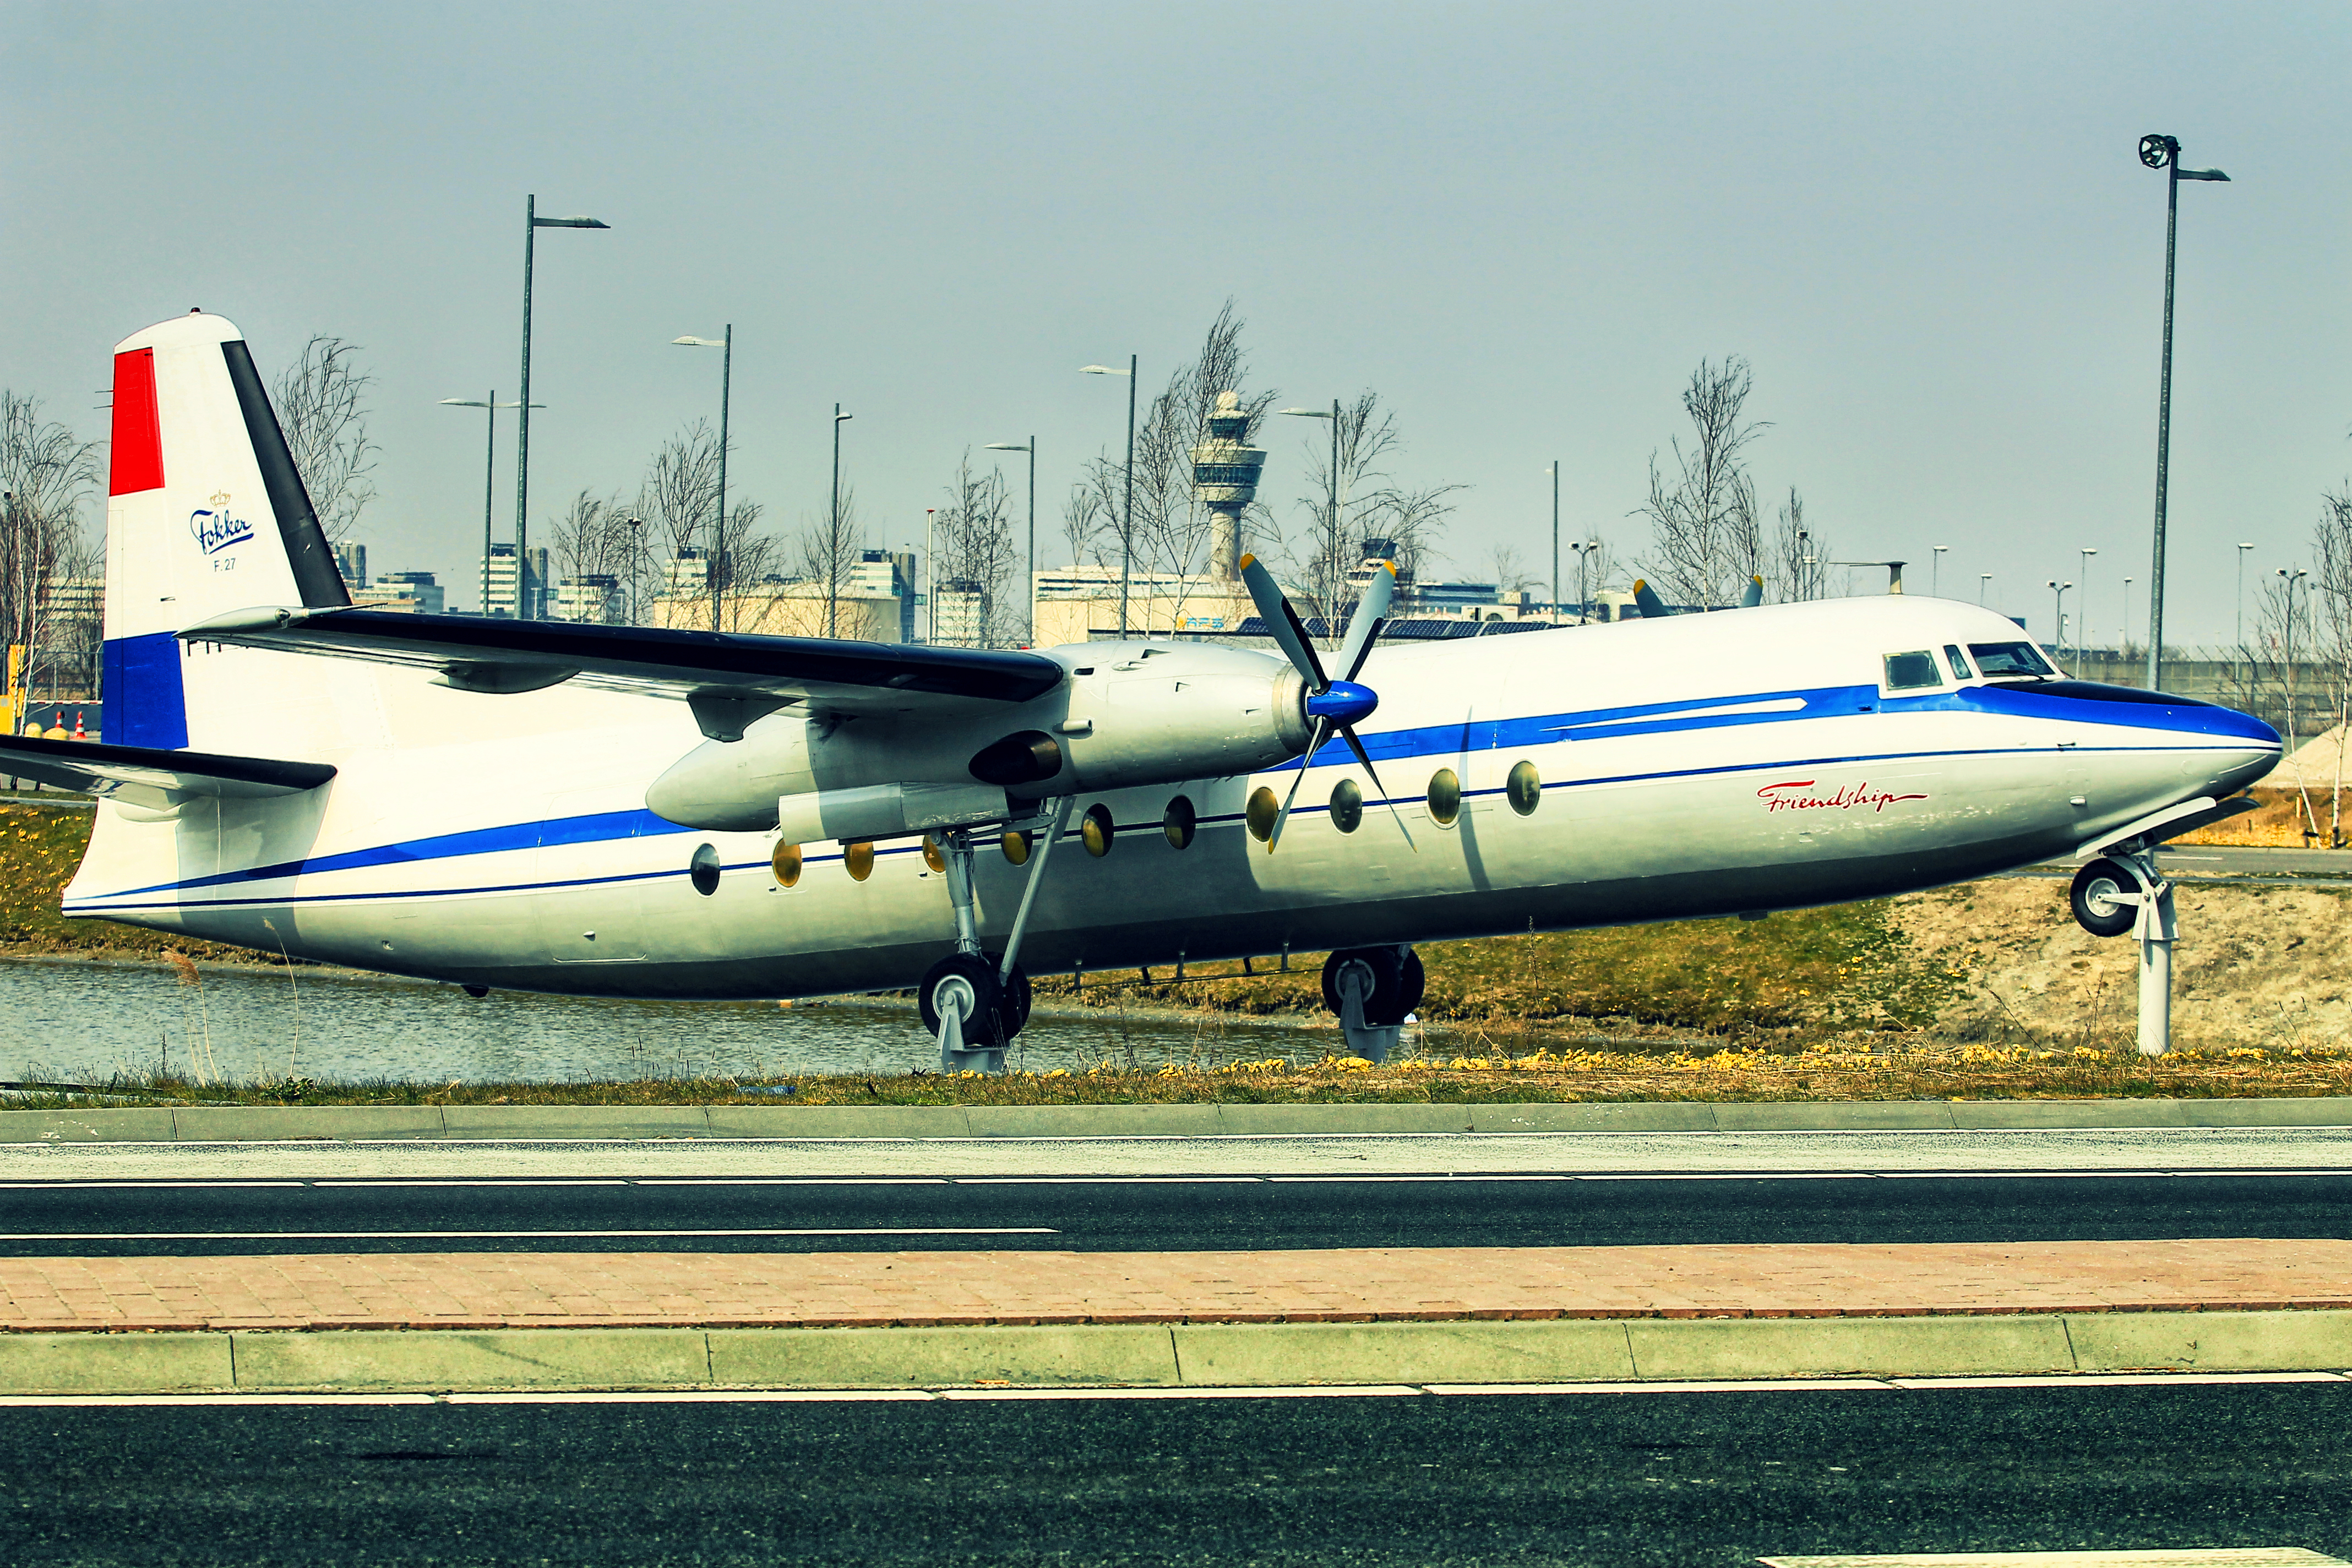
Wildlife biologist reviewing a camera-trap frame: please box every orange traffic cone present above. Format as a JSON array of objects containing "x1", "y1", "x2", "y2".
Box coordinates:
[{"x1": 71, "y1": 712, "x2": 85, "y2": 741}]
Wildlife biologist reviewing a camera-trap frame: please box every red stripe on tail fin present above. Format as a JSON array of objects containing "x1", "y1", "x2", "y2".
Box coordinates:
[{"x1": 108, "y1": 349, "x2": 164, "y2": 494}]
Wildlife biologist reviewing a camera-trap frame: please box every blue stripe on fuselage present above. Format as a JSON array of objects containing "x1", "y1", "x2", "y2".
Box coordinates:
[{"x1": 79, "y1": 678, "x2": 2273, "y2": 903}]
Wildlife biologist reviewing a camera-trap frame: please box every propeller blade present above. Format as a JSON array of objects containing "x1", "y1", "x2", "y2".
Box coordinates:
[
  {"x1": 1265, "y1": 717, "x2": 1330, "y2": 853},
  {"x1": 1340, "y1": 725, "x2": 1416, "y2": 851},
  {"x1": 1631, "y1": 579, "x2": 1669, "y2": 619},
  {"x1": 1239, "y1": 553, "x2": 1330, "y2": 692},
  {"x1": 1334, "y1": 561, "x2": 1395, "y2": 684},
  {"x1": 1739, "y1": 575, "x2": 1763, "y2": 609}
]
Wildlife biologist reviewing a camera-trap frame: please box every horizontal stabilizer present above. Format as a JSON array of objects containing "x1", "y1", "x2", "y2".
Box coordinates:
[
  {"x1": 0, "y1": 733, "x2": 335, "y2": 812},
  {"x1": 183, "y1": 608, "x2": 1068, "y2": 737}
]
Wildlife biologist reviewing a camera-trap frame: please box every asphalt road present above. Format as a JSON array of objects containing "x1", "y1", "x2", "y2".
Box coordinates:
[
  {"x1": 2009, "y1": 843, "x2": 2352, "y2": 885},
  {"x1": 4, "y1": 1382, "x2": 2350, "y2": 1566},
  {"x1": 2, "y1": 1168, "x2": 2348, "y2": 1255}
]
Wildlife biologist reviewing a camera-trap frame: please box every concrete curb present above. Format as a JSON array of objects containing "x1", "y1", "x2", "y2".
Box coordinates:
[
  {"x1": 6, "y1": 1096, "x2": 2352, "y2": 1145},
  {"x1": 3, "y1": 1310, "x2": 2346, "y2": 1395}
]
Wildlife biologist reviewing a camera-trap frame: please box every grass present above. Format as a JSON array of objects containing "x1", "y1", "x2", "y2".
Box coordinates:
[
  {"x1": 9, "y1": 1039, "x2": 2352, "y2": 1109},
  {"x1": 0, "y1": 803, "x2": 269, "y2": 963}
]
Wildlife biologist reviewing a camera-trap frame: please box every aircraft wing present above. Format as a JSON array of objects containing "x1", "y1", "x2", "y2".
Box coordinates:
[
  {"x1": 0, "y1": 733, "x2": 335, "y2": 811},
  {"x1": 183, "y1": 607, "x2": 1069, "y2": 739}
]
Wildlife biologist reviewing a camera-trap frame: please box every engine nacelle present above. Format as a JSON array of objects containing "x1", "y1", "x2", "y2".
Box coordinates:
[
  {"x1": 773, "y1": 783, "x2": 1010, "y2": 847},
  {"x1": 644, "y1": 641, "x2": 1312, "y2": 832}
]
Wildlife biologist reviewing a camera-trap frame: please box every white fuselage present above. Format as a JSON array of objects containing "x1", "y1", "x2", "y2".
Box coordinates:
[{"x1": 63, "y1": 596, "x2": 2279, "y2": 999}]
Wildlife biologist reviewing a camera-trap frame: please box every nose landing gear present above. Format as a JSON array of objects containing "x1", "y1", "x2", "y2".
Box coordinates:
[
  {"x1": 1321, "y1": 945, "x2": 1424, "y2": 1063},
  {"x1": 2068, "y1": 851, "x2": 2176, "y2": 1057}
]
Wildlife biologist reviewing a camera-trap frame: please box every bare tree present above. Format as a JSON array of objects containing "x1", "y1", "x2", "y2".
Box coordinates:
[
  {"x1": 2309, "y1": 482, "x2": 2352, "y2": 844},
  {"x1": 795, "y1": 485, "x2": 864, "y2": 640},
  {"x1": 1061, "y1": 458, "x2": 1118, "y2": 570},
  {"x1": 640, "y1": 421, "x2": 723, "y2": 620},
  {"x1": 1277, "y1": 390, "x2": 1462, "y2": 638},
  {"x1": 546, "y1": 489, "x2": 637, "y2": 623},
  {"x1": 932, "y1": 455, "x2": 1017, "y2": 647},
  {"x1": 1488, "y1": 544, "x2": 1539, "y2": 602},
  {"x1": 1765, "y1": 486, "x2": 1826, "y2": 605},
  {"x1": 1637, "y1": 357, "x2": 1771, "y2": 609},
  {"x1": 271, "y1": 336, "x2": 377, "y2": 541},
  {"x1": 713, "y1": 500, "x2": 783, "y2": 633},
  {"x1": 0, "y1": 395, "x2": 100, "y2": 720}
]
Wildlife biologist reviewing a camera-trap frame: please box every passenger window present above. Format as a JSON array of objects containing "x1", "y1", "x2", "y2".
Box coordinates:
[
  {"x1": 1968, "y1": 640, "x2": 2056, "y2": 678},
  {"x1": 1943, "y1": 644, "x2": 1973, "y2": 679},
  {"x1": 1882, "y1": 650, "x2": 1941, "y2": 691}
]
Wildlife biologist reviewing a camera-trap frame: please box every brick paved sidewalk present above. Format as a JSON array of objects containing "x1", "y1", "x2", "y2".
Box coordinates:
[{"x1": 4, "y1": 1240, "x2": 2351, "y2": 1332}]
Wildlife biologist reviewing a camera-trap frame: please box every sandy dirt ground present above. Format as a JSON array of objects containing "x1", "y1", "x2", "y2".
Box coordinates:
[{"x1": 1892, "y1": 876, "x2": 2352, "y2": 1050}]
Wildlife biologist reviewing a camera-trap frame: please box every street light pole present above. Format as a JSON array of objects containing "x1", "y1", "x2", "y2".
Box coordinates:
[
  {"x1": 2079, "y1": 547, "x2": 2098, "y2": 665},
  {"x1": 1980, "y1": 573, "x2": 1992, "y2": 606},
  {"x1": 2280, "y1": 567, "x2": 2310, "y2": 750},
  {"x1": 1931, "y1": 545, "x2": 1948, "y2": 597},
  {"x1": 2138, "y1": 134, "x2": 2230, "y2": 692},
  {"x1": 1278, "y1": 403, "x2": 1342, "y2": 640},
  {"x1": 1549, "y1": 461, "x2": 1560, "y2": 618},
  {"x1": 830, "y1": 404, "x2": 853, "y2": 640},
  {"x1": 2235, "y1": 541, "x2": 2255, "y2": 658},
  {"x1": 924, "y1": 508, "x2": 936, "y2": 644},
  {"x1": 2048, "y1": 580, "x2": 2072, "y2": 662},
  {"x1": 516, "y1": 195, "x2": 610, "y2": 622},
  {"x1": 1080, "y1": 361, "x2": 1137, "y2": 635},
  {"x1": 986, "y1": 440, "x2": 1037, "y2": 645},
  {"x1": 672, "y1": 329, "x2": 734, "y2": 630},
  {"x1": 439, "y1": 394, "x2": 538, "y2": 616},
  {"x1": 2123, "y1": 578, "x2": 2133, "y2": 658}
]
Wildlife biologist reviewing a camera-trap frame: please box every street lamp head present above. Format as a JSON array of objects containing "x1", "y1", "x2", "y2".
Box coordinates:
[
  {"x1": 1276, "y1": 407, "x2": 1333, "y2": 419},
  {"x1": 2238, "y1": 542, "x2": 2256, "y2": 549},
  {"x1": 2139, "y1": 133, "x2": 2178, "y2": 170},
  {"x1": 1079, "y1": 364, "x2": 1130, "y2": 376},
  {"x1": 533, "y1": 215, "x2": 609, "y2": 229},
  {"x1": 835, "y1": 410, "x2": 853, "y2": 423},
  {"x1": 984, "y1": 443, "x2": 1030, "y2": 453},
  {"x1": 672, "y1": 336, "x2": 726, "y2": 348}
]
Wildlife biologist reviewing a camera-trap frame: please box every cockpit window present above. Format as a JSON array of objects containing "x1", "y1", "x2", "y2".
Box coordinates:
[
  {"x1": 1883, "y1": 650, "x2": 1942, "y2": 691},
  {"x1": 1968, "y1": 640, "x2": 2057, "y2": 678},
  {"x1": 1943, "y1": 644, "x2": 1974, "y2": 680}
]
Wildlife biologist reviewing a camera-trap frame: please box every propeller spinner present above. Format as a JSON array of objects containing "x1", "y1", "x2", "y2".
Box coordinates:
[{"x1": 1238, "y1": 554, "x2": 1415, "y2": 853}]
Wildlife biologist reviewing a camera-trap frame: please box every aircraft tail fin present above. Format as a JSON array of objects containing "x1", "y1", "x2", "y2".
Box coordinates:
[{"x1": 101, "y1": 312, "x2": 351, "y2": 751}]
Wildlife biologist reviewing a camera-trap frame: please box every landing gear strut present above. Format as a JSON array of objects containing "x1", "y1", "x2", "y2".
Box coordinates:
[
  {"x1": 1321, "y1": 945, "x2": 1424, "y2": 1064},
  {"x1": 2069, "y1": 850, "x2": 2176, "y2": 1057},
  {"x1": 924, "y1": 798, "x2": 1069, "y2": 1073}
]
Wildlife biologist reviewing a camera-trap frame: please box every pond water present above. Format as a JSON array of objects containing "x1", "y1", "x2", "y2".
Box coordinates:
[{"x1": 0, "y1": 956, "x2": 1329, "y2": 1086}]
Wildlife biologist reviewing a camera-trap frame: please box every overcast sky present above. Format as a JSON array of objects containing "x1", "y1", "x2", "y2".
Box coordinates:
[{"x1": 7, "y1": 1, "x2": 2347, "y2": 644}]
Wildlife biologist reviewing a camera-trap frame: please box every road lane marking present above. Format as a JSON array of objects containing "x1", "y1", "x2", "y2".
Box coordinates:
[
  {"x1": 1, "y1": 1370, "x2": 2346, "y2": 1409},
  {"x1": 309, "y1": 1180, "x2": 630, "y2": 1188},
  {"x1": 0, "y1": 1227, "x2": 1059, "y2": 1241}
]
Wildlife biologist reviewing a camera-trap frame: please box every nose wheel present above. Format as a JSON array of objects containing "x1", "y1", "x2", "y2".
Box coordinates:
[{"x1": 1321, "y1": 945, "x2": 1423, "y2": 1063}]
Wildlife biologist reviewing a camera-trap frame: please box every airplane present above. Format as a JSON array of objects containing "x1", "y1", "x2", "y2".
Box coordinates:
[{"x1": 6, "y1": 312, "x2": 2282, "y2": 1069}]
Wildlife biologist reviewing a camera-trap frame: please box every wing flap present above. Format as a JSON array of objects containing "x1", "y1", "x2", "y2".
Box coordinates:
[
  {"x1": 0, "y1": 734, "x2": 335, "y2": 810},
  {"x1": 183, "y1": 607, "x2": 1066, "y2": 731}
]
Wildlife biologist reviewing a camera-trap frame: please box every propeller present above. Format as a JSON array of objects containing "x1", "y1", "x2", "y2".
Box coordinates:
[{"x1": 1238, "y1": 555, "x2": 1415, "y2": 853}]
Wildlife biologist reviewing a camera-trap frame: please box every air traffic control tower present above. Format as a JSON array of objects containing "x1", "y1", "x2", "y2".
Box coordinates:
[{"x1": 1190, "y1": 390, "x2": 1265, "y2": 580}]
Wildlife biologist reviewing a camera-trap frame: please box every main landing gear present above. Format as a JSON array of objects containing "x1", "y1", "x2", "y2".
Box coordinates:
[
  {"x1": 1321, "y1": 945, "x2": 1424, "y2": 1064},
  {"x1": 921, "y1": 798, "x2": 1071, "y2": 1072}
]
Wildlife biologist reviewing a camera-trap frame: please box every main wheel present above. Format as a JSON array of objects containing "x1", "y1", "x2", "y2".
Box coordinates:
[
  {"x1": 1321, "y1": 946, "x2": 1416, "y2": 1027},
  {"x1": 995, "y1": 959, "x2": 1033, "y2": 1041},
  {"x1": 919, "y1": 954, "x2": 1005, "y2": 1047},
  {"x1": 2070, "y1": 858, "x2": 2140, "y2": 939}
]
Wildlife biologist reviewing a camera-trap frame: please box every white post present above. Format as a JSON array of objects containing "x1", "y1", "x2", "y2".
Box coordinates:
[{"x1": 2129, "y1": 851, "x2": 2175, "y2": 1057}]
